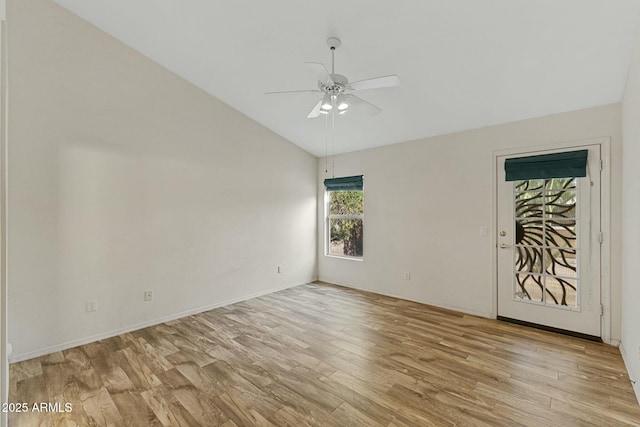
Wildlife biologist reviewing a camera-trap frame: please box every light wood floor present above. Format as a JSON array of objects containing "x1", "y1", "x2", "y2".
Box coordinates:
[{"x1": 9, "y1": 282, "x2": 640, "y2": 426}]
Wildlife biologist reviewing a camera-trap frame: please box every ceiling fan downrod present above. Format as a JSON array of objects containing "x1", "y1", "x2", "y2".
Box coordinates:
[{"x1": 327, "y1": 37, "x2": 341, "y2": 75}]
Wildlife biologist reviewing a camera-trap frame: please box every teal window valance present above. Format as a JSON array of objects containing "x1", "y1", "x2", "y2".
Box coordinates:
[
  {"x1": 324, "y1": 175, "x2": 363, "y2": 191},
  {"x1": 505, "y1": 150, "x2": 588, "y2": 181}
]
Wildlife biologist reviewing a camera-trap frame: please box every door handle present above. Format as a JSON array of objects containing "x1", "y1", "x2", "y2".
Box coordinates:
[{"x1": 500, "y1": 243, "x2": 511, "y2": 249}]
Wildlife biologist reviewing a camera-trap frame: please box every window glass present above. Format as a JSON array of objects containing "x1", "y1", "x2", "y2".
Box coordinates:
[{"x1": 327, "y1": 190, "x2": 363, "y2": 258}]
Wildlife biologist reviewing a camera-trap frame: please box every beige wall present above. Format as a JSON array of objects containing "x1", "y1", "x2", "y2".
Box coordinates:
[
  {"x1": 7, "y1": 0, "x2": 317, "y2": 360},
  {"x1": 318, "y1": 104, "x2": 622, "y2": 341},
  {"x1": 1, "y1": 1, "x2": 7, "y2": 424},
  {"x1": 621, "y1": 26, "x2": 640, "y2": 402}
]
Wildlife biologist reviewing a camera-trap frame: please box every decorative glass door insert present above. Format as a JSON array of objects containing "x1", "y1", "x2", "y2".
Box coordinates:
[{"x1": 513, "y1": 177, "x2": 579, "y2": 308}]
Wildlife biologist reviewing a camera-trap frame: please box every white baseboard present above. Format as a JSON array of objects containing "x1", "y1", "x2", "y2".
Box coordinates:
[
  {"x1": 619, "y1": 341, "x2": 640, "y2": 406},
  {"x1": 321, "y1": 280, "x2": 492, "y2": 318},
  {"x1": 10, "y1": 280, "x2": 310, "y2": 363}
]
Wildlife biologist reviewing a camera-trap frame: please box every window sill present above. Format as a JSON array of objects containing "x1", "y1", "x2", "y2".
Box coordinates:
[{"x1": 325, "y1": 254, "x2": 364, "y2": 262}]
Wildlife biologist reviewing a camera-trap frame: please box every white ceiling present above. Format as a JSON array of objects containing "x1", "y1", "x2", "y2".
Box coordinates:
[{"x1": 53, "y1": 0, "x2": 640, "y2": 157}]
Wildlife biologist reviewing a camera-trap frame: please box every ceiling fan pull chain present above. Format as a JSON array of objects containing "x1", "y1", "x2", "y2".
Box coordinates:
[
  {"x1": 325, "y1": 113, "x2": 329, "y2": 173},
  {"x1": 332, "y1": 109, "x2": 335, "y2": 178}
]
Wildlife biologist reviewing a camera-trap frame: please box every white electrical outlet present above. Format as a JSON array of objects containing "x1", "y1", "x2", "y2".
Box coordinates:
[
  {"x1": 144, "y1": 290, "x2": 153, "y2": 301},
  {"x1": 480, "y1": 226, "x2": 488, "y2": 237},
  {"x1": 86, "y1": 300, "x2": 97, "y2": 312},
  {"x1": 405, "y1": 272, "x2": 411, "y2": 281},
  {"x1": 277, "y1": 265, "x2": 283, "y2": 274}
]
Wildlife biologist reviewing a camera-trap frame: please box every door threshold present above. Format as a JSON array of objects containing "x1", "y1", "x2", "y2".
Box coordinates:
[{"x1": 497, "y1": 316, "x2": 601, "y2": 342}]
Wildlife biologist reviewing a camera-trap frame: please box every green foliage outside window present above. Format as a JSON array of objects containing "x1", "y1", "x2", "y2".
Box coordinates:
[{"x1": 329, "y1": 190, "x2": 364, "y2": 257}]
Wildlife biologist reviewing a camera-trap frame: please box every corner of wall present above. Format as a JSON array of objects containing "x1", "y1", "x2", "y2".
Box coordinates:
[
  {"x1": 1, "y1": 7, "x2": 8, "y2": 427},
  {"x1": 619, "y1": 341, "x2": 640, "y2": 405},
  {"x1": 620, "y1": 12, "x2": 640, "y2": 408}
]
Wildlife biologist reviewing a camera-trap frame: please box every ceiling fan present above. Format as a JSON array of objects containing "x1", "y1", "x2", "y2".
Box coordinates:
[{"x1": 266, "y1": 37, "x2": 400, "y2": 118}]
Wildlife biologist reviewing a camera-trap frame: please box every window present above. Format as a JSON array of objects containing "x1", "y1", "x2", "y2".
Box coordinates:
[{"x1": 325, "y1": 176, "x2": 364, "y2": 258}]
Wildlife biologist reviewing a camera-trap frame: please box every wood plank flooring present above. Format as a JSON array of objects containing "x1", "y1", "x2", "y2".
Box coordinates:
[{"x1": 9, "y1": 282, "x2": 640, "y2": 426}]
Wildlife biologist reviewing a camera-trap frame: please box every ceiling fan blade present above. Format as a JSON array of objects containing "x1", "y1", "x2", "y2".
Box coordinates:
[
  {"x1": 349, "y1": 75, "x2": 400, "y2": 91},
  {"x1": 307, "y1": 99, "x2": 323, "y2": 119},
  {"x1": 347, "y1": 95, "x2": 382, "y2": 115},
  {"x1": 305, "y1": 62, "x2": 334, "y2": 85},
  {"x1": 265, "y1": 89, "x2": 321, "y2": 95}
]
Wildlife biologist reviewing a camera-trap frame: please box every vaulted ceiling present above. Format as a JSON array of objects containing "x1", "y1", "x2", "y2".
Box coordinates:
[{"x1": 53, "y1": 0, "x2": 640, "y2": 156}]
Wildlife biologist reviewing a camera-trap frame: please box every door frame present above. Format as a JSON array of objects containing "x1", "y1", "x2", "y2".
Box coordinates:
[{"x1": 491, "y1": 137, "x2": 612, "y2": 344}]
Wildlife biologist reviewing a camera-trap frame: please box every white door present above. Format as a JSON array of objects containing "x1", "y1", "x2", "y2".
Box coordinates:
[{"x1": 497, "y1": 145, "x2": 601, "y2": 337}]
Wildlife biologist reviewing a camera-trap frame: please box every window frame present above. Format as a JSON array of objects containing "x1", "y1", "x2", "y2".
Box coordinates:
[{"x1": 325, "y1": 187, "x2": 364, "y2": 260}]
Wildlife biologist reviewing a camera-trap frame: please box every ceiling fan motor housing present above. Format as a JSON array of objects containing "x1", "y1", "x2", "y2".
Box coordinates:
[{"x1": 319, "y1": 74, "x2": 348, "y2": 96}]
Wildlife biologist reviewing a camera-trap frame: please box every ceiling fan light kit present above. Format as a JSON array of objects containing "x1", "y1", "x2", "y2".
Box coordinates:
[
  {"x1": 321, "y1": 93, "x2": 333, "y2": 110},
  {"x1": 266, "y1": 37, "x2": 400, "y2": 118},
  {"x1": 337, "y1": 94, "x2": 349, "y2": 111}
]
